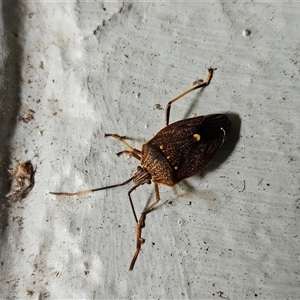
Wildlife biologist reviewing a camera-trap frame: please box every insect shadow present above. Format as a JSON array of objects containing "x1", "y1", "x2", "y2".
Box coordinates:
[{"x1": 50, "y1": 68, "x2": 234, "y2": 270}]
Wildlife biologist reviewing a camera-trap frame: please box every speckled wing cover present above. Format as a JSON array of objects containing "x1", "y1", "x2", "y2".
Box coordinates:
[{"x1": 141, "y1": 114, "x2": 231, "y2": 186}]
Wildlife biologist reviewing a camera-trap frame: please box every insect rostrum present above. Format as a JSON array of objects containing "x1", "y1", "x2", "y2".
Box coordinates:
[{"x1": 50, "y1": 68, "x2": 231, "y2": 270}]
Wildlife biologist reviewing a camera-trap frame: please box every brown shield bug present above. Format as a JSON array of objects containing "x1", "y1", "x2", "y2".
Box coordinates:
[{"x1": 50, "y1": 68, "x2": 231, "y2": 270}]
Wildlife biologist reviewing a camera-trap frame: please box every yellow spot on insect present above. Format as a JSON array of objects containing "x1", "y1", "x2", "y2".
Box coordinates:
[
  {"x1": 159, "y1": 145, "x2": 163, "y2": 149},
  {"x1": 167, "y1": 156, "x2": 171, "y2": 159},
  {"x1": 193, "y1": 134, "x2": 201, "y2": 141},
  {"x1": 174, "y1": 166, "x2": 178, "y2": 170}
]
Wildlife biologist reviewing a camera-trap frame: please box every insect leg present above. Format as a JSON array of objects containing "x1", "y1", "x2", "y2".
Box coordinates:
[
  {"x1": 129, "y1": 215, "x2": 145, "y2": 271},
  {"x1": 116, "y1": 150, "x2": 141, "y2": 161},
  {"x1": 105, "y1": 134, "x2": 141, "y2": 159},
  {"x1": 141, "y1": 183, "x2": 160, "y2": 215},
  {"x1": 165, "y1": 68, "x2": 214, "y2": 126},
  {"x1": 129, "y1": 183, "x2": 160, "y2": 270},
  {"x1": 127, "y1": 183, "x2": 145, "y2": 270}
]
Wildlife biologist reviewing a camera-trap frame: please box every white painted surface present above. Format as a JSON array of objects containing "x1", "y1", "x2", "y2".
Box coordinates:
[{"x1": 1, "y1": 2, "x2": 299, "y2": 299}]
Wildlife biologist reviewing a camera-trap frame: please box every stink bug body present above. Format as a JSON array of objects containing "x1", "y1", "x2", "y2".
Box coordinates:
[{"x1": 50, "y1": 68, "x2": 231, "y2": 270}]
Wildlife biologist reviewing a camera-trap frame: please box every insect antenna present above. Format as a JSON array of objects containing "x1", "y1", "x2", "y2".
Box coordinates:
[
  {"x1": 50, "y1": 167, "x2": 153, "y2": 271},
  {"x1": 49, "y1": 176, "x2": 134, "y2": 196}
]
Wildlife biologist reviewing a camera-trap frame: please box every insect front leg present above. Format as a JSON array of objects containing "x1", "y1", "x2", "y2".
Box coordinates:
[
  {"x1": 116, "y1": 150, "x2": 141, "y2": 161},
  {"x1": 129, "y1": 215, "x2": 145, "y2": 271},
  {"x1": 105, "y1": 134, "x2": 141, "y2": 160},
  {"x1": 141, "y1": 183, "x2": 160, "y2": 216},
  {"x1": 129, "y1": 183, "x2": 160, "y2": 270},
  {"x1": 127, "y1": 183, "x2": 144, "y2": 271}
]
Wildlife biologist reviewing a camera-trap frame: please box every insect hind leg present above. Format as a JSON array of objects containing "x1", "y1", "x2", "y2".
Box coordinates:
[
  {"x1": 105, "y1": 134, "x2": 141, "y2": 160},
  {"x1": 165, "y1": 68, "x2": 214, "y2": 126}
]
